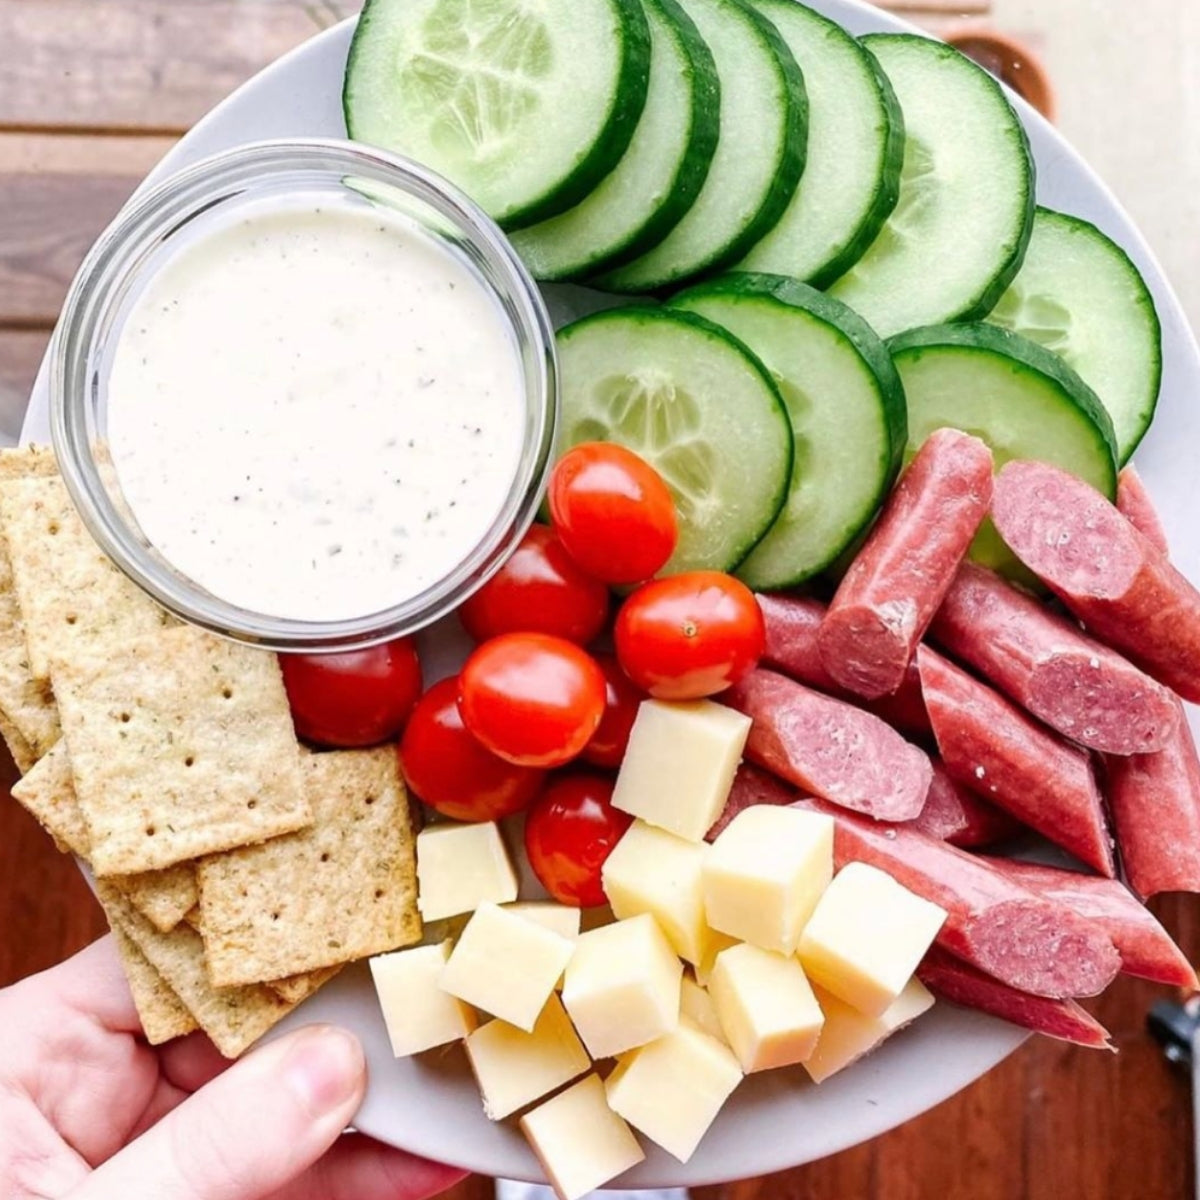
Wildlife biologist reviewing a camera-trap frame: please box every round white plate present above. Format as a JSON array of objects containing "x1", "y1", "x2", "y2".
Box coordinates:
[{"x1": 22, "y1": 0, "x2": 1200, "y2": 1187}]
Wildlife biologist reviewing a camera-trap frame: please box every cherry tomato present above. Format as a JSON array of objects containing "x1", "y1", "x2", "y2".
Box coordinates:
[
  {"x1": 399, "y1": 677, "x2": 544, "y2": 821},
  {"x1": 581, "y1": 654, "x2": 645, "y2": 769},
  {"x1": 458, "y1": 524, "x2": 609, "y2": 645},
  {"x1": 548, "y1": 443, "x2": 678, "y2": 584},
  {"x1": 524, "y1": 772, "x2": 632, "y2": 907},
  {"x1": 281, "y1": 637, "x2": 423, "y2": 747},
  {"x1": 615, "y1": 571, "x2": 766, "y2": 700},
  {"x1": 458, "y1": 633, "x2": 606, "y2": 767}
]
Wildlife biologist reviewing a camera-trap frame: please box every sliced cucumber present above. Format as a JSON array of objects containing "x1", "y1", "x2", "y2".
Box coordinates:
[
  {"x1": 594, "y1": 0, "x2": 808, "y2": 293},
  {"x1": 987, "y1": 208, "x2": 1162, "y2": 465},
  {"x1": 889, "y1": 323, "x2": 1117, "y2": 575},
  {"x1": 671, "y1": 273, "x2": 906, "y2": 589},
  {"x1": 343, "y1": 0, "x2": 651, "y2": 229},
  {"x1": 828, "y1": 35, "x2": 1034, "y2": 338},
  {"x1": 736, "y1": 0, "x2": 904, "y2": 288},
  {"x1": 556, "y1": 307, "x2": 793, "y2": 573},
  {"x1": 509, "y1": 0, "x2": 720, "y2": 281}
]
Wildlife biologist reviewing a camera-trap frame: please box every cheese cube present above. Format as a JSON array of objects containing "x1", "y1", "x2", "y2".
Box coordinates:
[
  {"x1": 805, "y1": 979, "x2": 935, "y2": 1084},
  {"x1": 703, "y1": 806, "x2": 834, "y2": 954},
  {"x1": 441, "y1": 903, "x2": 574, "y2": 1032},
  {"x1": 605, "y1": 1021, "x2": 742, "y2": 1163},
  {"x1": 708, "y1": 943, "x2": 824, "y2": 1072},
  {"x1": 503, "y1": 901, "x2": 582, "y2": 940},
  {"x1": 416, "y1": 821, "x2": 518, "y2": 921},
  {"x1": 601, "y1": 820, "x2": 715, "y2": 964},
  {"x1": 798, "y1": 862, "x2": 948, "y2": 1018},
  {"x1": 694, "y1": 928, "x2": 739, "y2": 987},
  {"x1": 562, "y1": 914, "x2": 682, "y2": 1059},
  {"x1": 465, "y1": 994, "x2": 591, "y2": 1120},
  {"x1": 520, "y1": 1074, "x2": 644, "y2": 1200},
  {"x1": 679, "y1": 974, "x2": 727, "y2": 1045},
  {"x1": 612, "y1": 700, "x2": 752, "y2": 842},
  {"x1": 369, "y1": 942, "x2": 476, "y2": 1056}
]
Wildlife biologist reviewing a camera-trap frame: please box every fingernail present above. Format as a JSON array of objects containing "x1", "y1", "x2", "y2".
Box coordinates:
[{"x1": 281, "y1": 1025, "x2": 365, "y2": 1117}]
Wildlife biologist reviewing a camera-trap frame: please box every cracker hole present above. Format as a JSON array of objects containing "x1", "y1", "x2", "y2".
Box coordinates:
[
  {"x1": 320, "y1": 852, "x2": 330, "y2": 863},
  {"x1": 48, "y1": 522, "x2": 59, "y2": 536},
  {"x1": 271, "y1": 911, "x2": 280, "y2": 921},
  {"x1": 119, "y1": 712, "x2": 131, "y2": 724},
  {"x1": 221, "y1": 687, "x2": 233, "y2": 700},
  {"x1": 65, "y1": 614, "x2": 77, "y2": 626},
  {"x1": 145, "y1": 825, "x2": 156, "y2": 837},
  {"x1": 184, "y1": 755, "x2": 195, "y2": 767},
  {"x1": 364, "y1": 795, "x2": 376, "y2": 806},
  {"x1": 374, "y1": 889, "x2": 385, "y2": 900},
  {"x1": 246, "y1": 799, "x2": 257, "y2": 810}
]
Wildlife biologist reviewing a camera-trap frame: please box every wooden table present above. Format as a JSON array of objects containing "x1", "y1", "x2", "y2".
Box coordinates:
[{"x1": 1, "y1": 3, "x2": 1197, "y2": 1197}]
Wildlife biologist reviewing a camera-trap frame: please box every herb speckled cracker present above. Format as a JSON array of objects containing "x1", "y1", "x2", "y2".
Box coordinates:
[
  {"x1": 110, "y1": 925, "x2": 198, "y2": 1045},
  {"x1": 198, "y1": 747, "x2": 420, "y2": 988},
  {"x1": 52, "y1": 624, "x2": 311, "y2": 876}
]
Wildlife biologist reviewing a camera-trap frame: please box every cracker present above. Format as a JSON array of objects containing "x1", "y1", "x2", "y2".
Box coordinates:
[
  {"x1": 99, "y1": 884, "x2": 296, "y2": 1059},
  {"x1": 0, "y1": 708, "x2": 36, "y2": 773},
  {"x1": 0, "y1": 445, "x2": 59, "y2": 482},
  {"x1": 109, "y1": 925, "x2": 198, "y2": 1045},
  {"x1": 52, "y1": 624, "x2": 310, "y2": 875},
  {"x1": 198, "y1": 747, "x2": 420, "y2": 987},
  {"x1": 0, "y1": 475, "x2": 172, "y2": 682},
  {"x1": 269, "y1": 966, "x2": 343, "y2": 1005},
  {"x1": 12, "y1": 743, "x2": 198, "y2": 931}
]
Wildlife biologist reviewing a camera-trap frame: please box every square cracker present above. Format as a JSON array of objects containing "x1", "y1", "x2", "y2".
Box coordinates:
[
  {"x1": 198, "y1": 747, "x2": 420, "y2": 988},
  {"x1": 12, "y1": 742, "x2": 197, "y2": 931},
  {"x1": 0, "y1": 474, "x2": 173, "y2": 683},
  {"x1": 269, "y1": 966, "x2": 343, "y2": 1005},
  {"x1": 99, "y1": 884, "x2": 297, "y2": 1059},
  {"x1": 109, "y1": 925, "x2": 198, "y2": 1045},
  {"x1": 52, "y1": 624, "x2": 310, "y2": 876}
]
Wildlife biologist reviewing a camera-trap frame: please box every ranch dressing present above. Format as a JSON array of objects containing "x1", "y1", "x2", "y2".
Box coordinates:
[{"x1": 106, "y1": 201, "x2": 526, "y2": 622}]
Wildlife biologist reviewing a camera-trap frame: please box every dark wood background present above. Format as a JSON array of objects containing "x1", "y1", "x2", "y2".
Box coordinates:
[{"x1": 0, "y1": 3, "x2": 1194, "y2": 1196}]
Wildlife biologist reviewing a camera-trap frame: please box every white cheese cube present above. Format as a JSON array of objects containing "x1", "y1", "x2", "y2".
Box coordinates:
[
  {"x1": 679, "y1": 973, "x2": 727, "y2": 1045},
  {"x1": 798, "y1": 862, "x2": 948, "y2": 1018},
  {"x1": 601, "y1": 820, "x2": 716, "y2": 964},
  {"x1": 416, "y1": 821, "x2": 518, "y2": 921},
  {"x1": 708, "y1": 943, "x2": 824, "y2": 1072},
  {"x1": 703, "y1": 806, "x2": 834, "y2": 954},
  {"x1": 440, "y1": 902, "x2": 574, "y2": 1032},
  {"x1": 694, "y1": 928, "x2": 739, "y2": 987},
  {"x1": 520, "y1": 1074, "x2": 644, "y2": 1200},
  {"x1": 465, "y1": 994, "x2": 591, "y2": 1120},
  {"x1": 562, "y1": 914, "x2": 682, "y2": 1059},
  {"x1": 612, "y1": 700, "x2": 752, "y2": 842},
  {"x1": 605, "y1": 1020, "x2": 742, "y2": 1163},
  {"x1": 502, "y1": 901, "x2": 582, "y2": 940},
  {"x1": 805, "y1": 978, "x2": 935, "y2": 1084},
  {"x1": 369, "y1": 941, "x2": 476, "y2": 1056}
]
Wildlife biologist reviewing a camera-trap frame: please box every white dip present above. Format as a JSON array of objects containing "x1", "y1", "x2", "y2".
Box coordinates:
[{"x1": 107, "y1": 201, "x2": 526, "y2": 621}]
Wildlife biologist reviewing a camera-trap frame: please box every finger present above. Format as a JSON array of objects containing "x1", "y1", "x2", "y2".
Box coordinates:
[
  {"x1": 158, "y1": 1030, "x2": 233, "y2": 1093},
  {"x1": 126, "y1": 1079, "x2": 191, "y2": 1143},
  {"x1": 69, "y1": 1024, "x2": 367, "y2": 1200},
  {"x1": 12, "y1": 935, "x2": 143, "y2": 1036},
  {"x1": 266, "y1": 1135, "x2": 468, "y2": 1200}
]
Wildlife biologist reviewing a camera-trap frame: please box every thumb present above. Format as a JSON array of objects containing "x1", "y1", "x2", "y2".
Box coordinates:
[{"x1": 71, "y1": 1024, "x2": 367, "y2": 1200}]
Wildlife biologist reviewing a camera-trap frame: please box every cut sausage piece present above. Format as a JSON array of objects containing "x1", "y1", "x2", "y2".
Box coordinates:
[
  {"x1": 914, "y1": 761, "x2": 1022, "y2": 849},
  {"x1": 918, "y1": 647, "x2": 1115, "y2": 876},
  {"x1": 978, "y1": 856, "x2": 1196, "y2": 988},
  {"x1": 930, "y1": 562, "x2": 1179, "y2": 755},
  {"x1": 788, "y1": 789, "x2": 1122, "y2": 998},
  {"x1": 917, "y1": 947, "x2": 1113, "y2": 1050},
  {"x1": 1116, "y1": 465, "x2": 1169, "y2": 554},
  {"x1": 725, "y1": 669, "x2": 932, "y2": 821},
  {"x1": 1107, "y1": 698, "x2": 1200, "y2": 899},
  {"x1": 818, "y1": 428, "x2": 994, "y2": 700},
  {"x1": 992, "y1": 459, "x2": 1200, "y2": 703}
]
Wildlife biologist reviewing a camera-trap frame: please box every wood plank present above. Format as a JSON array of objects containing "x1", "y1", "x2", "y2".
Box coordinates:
[
  {"x1": 0, "y1": 0, "x2": 346, "y2": 134},
  {"x1": 0, "y1": 329, "x2": 49, "y2": 442}
]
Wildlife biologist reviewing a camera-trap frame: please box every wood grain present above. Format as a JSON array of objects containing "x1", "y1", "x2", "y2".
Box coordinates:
[{"x1": 0, "y1": 330, "x2": 49, "y2": 442}]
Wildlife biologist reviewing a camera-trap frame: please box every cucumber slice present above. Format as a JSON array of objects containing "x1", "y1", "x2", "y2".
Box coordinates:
[
  {"x1": 509, "y1": 0, "x2": 720, "y2": 281},
  {"x1": 556, "y1": 307, "x2": 793, "y2": 573},
  {"x1": 671, "y1": 273, "x2": 906, "y2": 589},
  {"x1": 736, "y1": 0, "x2": 905, "y2": 288},
  {"x1": 343, "y1": 0, "x2": 651, "y2": 229},
  {"x1": 988, "y1": 208, "x2": 1162, "y2": 465},
  {"x1": 889, "y1": 323, "x2": 1117, "y2": 575},
  {"x1": 594, "y1": 0, "x2": 808, "y2": 293},
  {"x1": 828, "y1": 35, "x2": 1035, "y2": 338}
]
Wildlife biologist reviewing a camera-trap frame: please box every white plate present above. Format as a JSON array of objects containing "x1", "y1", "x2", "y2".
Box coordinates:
[{"x1": 22, "y1": 0, "x2": 1200, "y2": 1187}]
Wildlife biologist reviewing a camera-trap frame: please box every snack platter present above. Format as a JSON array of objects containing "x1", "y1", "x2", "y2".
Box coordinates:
[{"x1": 12, "y1": 0, "x2": 1200, "y2": 1192}]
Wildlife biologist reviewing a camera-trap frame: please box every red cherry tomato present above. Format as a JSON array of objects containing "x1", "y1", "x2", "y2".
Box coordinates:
[
  {"x1": 524, "y1": 772, "x2": 632, "y2": 907},
  {"x1": 581, "y1": 654, "x2": 645, "y2": 769},
  {"x1": 548, "y1": 443, "x2": 678, "y2": 584},
  {"x1": 458, "y1": 525, "x2": 609, "y2": 645},
  {"x1": 615, "y1": 571, "x2": 766, "y2": 700},
  {"x1": 399, "y1": 677, "x2": 544, "y2": 821},
  {"x1": 458, "y1": 633, "x2": 606, "y2": 767},
  {"x1": 281, "y1": 637, "x2": 423, "y2": 747}
]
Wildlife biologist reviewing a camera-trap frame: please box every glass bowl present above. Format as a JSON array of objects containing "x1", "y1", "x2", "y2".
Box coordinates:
[{"x1": 50, "y1": 137, "x2": 558, "y2": 652}]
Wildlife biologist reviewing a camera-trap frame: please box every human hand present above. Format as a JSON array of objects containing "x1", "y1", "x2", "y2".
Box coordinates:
[{"x1": 0, "y1": 936, "x2": 468, "y2": 1200}]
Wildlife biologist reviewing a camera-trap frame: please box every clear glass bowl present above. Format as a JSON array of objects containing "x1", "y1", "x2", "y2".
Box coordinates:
[{"x1": 50, "y1": 137, "x2": 558, "y2": 652}]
